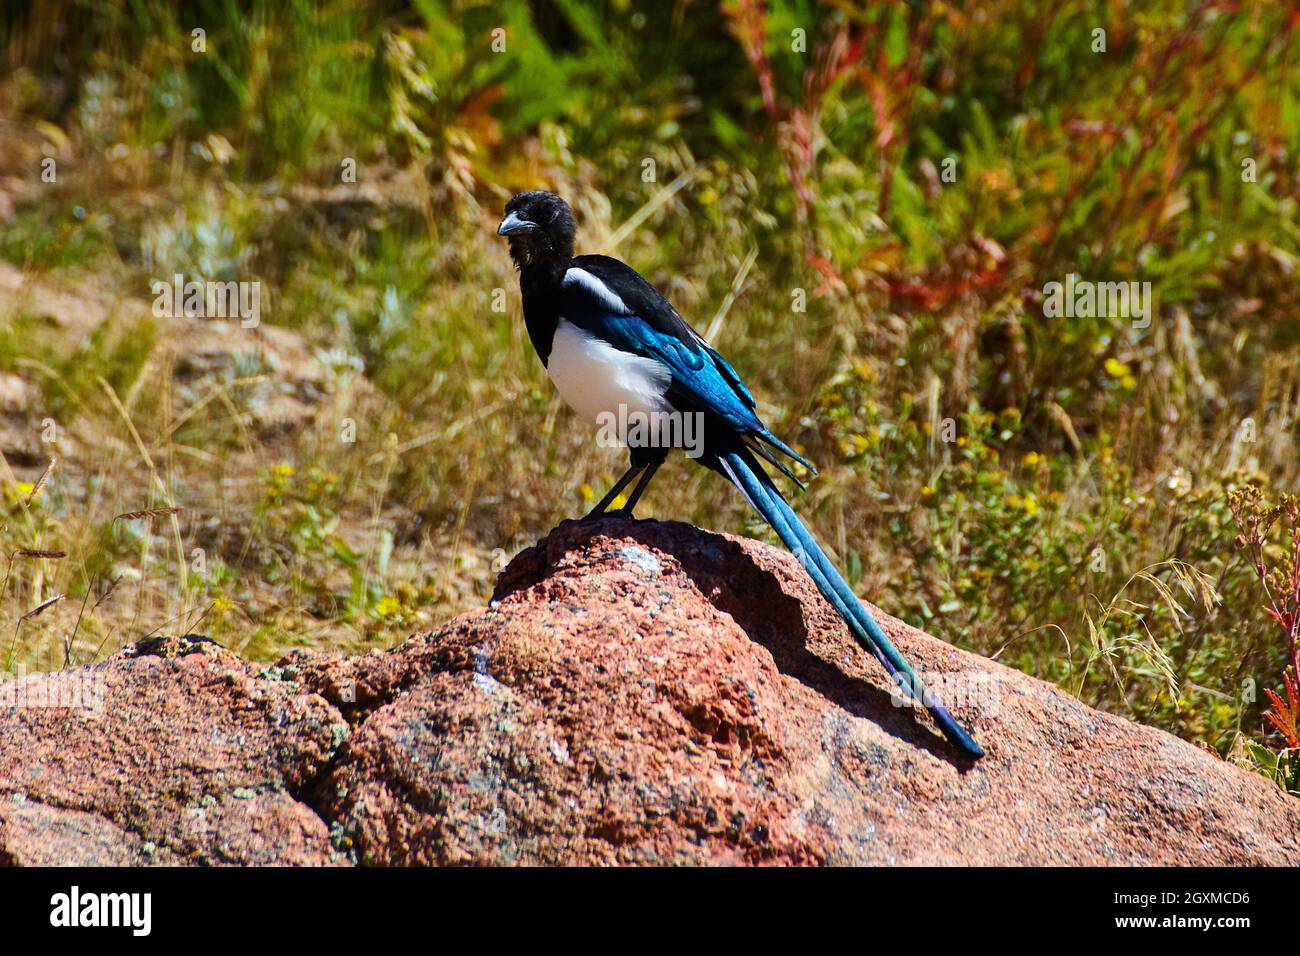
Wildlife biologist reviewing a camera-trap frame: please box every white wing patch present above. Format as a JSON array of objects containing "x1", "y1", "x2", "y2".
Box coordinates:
[
  {"x1": 563, "y1": 267, "x2": 632, "y2": 315},
  {"x1": 547, "y1": 319, "x2": 671, "y2": 429}
]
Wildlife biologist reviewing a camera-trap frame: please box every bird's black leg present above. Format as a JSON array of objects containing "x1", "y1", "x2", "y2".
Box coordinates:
[
  {"x1": 583, "y1": 462, "x2": 644, "y2": 520},
  {"x1": 620, "y1": 456, "x2": 663, "y2": 516}
]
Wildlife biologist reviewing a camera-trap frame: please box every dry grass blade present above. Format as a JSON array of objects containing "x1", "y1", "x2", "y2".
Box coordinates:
[
  {"x1": 21, "y1": 593, "x2": 64, "y2": 621},
  {"x1": 1045, "y1": 401, "x2": 1083, "y2": 455},
  {"x1": 13, "y1": 549, "x2": 67, "y2": 559},
  {"x1": 98, "y1": 376, "x2": 189, "y2": 594},
  {"x1": 703, "y1": 246, "x2": 758, "y2": 344},
  {"x1": 26, "y1": 455, "x2": 57, "y2": 506},
  {"x1": 93, "y1": 575, "x2": 123, "y2": 610},
  {"x1": 114, "y1": 507, "x2": 185, "y2": 522},
  {"x1": 602, "y1": 167, "x2": 697, "y2": 252},
  {"x1": 1078, "y1": 560, "x2": 1218, "y2": 702}
]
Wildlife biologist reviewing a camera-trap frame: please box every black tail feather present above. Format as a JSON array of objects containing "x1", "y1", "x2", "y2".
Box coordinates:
[{"x1": 745, "y1": 435, "x2": 805, "y2": 490}]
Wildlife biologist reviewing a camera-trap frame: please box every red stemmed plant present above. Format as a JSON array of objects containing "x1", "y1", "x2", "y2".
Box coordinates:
[{"x1": 1230, "y1": 488, "x2": 1300, "y2": 791}]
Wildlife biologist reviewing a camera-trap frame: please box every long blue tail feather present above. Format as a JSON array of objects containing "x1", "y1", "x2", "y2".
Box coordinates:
[{"x1": 718, "y1": 445, "x2": 984, "y2": 758}]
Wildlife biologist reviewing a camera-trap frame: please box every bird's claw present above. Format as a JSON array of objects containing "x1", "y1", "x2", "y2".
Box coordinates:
[{"x1": 581, "y1": 507, "x2": 637, "y2": 522}]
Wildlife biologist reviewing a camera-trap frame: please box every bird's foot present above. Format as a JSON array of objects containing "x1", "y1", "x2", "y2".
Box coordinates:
[{"x1": 581, "y1": 507, "x2": 637, "y2": 522}]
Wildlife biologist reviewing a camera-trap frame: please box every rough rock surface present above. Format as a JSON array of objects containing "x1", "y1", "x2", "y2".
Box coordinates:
[
  {"x1": 3, "y1": 520, "x2": 1299, "y2": 865},
  {"x1": 0, "y1": 636, "x2": 345, "y2": 865}
]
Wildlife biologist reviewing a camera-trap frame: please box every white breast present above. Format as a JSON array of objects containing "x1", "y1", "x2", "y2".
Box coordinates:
[{"x1": 547, "y1": 319, "x2": 671, "y2": 429}]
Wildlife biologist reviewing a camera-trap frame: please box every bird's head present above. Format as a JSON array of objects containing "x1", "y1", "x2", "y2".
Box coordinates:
[{"x1": 497, "y1": 191, "x2": 575, "y2": 269}]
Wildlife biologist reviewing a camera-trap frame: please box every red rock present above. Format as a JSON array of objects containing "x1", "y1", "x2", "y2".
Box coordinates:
[
  {"x1": 0, "y1": 636, "x2": 344, "y2": 865},
  {"x1": 3, "y1": 520, "x2": 1299, "y2": 866},
  {"x1": 306, "y1": 519, "x2": 1300, "y2": 865}
]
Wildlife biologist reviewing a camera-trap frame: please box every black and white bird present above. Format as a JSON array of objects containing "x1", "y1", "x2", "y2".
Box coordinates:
[{"x1": 498, "y1": 190, "x2": 983, "y2": 759}]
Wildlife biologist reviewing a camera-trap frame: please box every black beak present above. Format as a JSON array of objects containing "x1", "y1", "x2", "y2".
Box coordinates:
[{"x1": 497, "y1": 211, "x2": 539, "y2": 237}]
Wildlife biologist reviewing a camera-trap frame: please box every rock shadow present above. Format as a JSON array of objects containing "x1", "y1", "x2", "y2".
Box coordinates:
[{"x1": 508, "y1": 518, "x2": 975, "y2": 765}]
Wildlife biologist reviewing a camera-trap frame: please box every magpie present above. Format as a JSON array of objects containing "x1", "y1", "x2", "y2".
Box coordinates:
[{"x1": 498, "y1": 191, "x2": 984, "y2": 759}]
